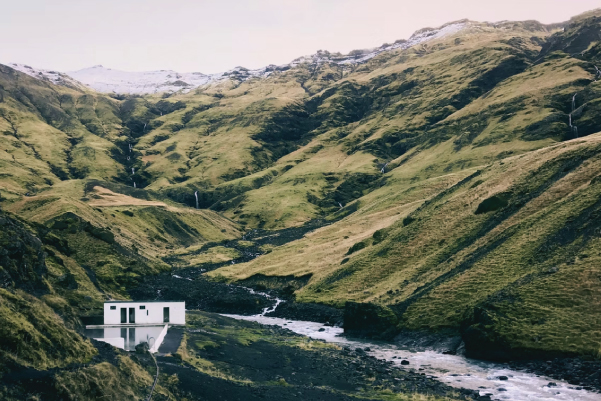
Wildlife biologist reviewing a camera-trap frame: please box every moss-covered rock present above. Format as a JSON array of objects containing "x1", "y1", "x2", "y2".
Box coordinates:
[{"x1": 343, "y1": 302, "x2": 400, "y2": 340}]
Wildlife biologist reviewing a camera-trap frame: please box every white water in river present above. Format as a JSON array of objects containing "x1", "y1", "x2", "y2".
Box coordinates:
[{"x1": 223, "y1": 312, "x2": 601, "y2": 401}]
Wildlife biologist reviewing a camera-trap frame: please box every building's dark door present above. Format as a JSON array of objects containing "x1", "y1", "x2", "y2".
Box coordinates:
[
  {"x1": 163, "y1": 307, "x2": 170, "y2": 323},
  {"x1": 129, "y1": 308, "x2": 135, "y2": 324},
  {"x1": 121, "y1": 308, "x2": 127, "y2": 324}
]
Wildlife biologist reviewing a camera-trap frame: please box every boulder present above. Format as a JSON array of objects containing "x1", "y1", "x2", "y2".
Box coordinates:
[
  {"x1": 135, "y1": 342, "x2": 149, "y2": 354},
  {"x1": 343, "y1": 302, "x2": 400, "y2": 340}
]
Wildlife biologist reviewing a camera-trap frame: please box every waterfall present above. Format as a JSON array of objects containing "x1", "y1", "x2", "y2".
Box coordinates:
[
  {"x1": 129, "y1": 143, "x2": 132, "y2": 153},
  {"x1": 338, "y1": 202, "x2": 343, "y2": 209},
  {"x1": 380, "y1": 163, "x2": 389, "y2": 173},
  {"x1": 127, "y1": 156, "x2": 130, "y2": 161},
  {"x1": 194, "y1": 191, "x2": 199, "y2": 209},
  {"x1": 595, "y1": 65, "x2": 601, "y2": 80},
  {"x1": 133, "y1": 182, "x2": 137, "y2": 188},
  {"x1": 143, "y1": 123, "x2": 147, "y2": 132},
  {"x1": 569, "y1": 93, "x2": 578, "y2": 137},
  {"x1": 132, "y1": 168, "x2": 135, "y2": 175}
]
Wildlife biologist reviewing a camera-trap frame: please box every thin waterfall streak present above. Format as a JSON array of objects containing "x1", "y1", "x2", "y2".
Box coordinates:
[
  {"x1": 569, "y1": 93, "x2": 577, "y2": 133},
  {"x1": 194, "y1": 191, "x2": 199, "y2": 209}
]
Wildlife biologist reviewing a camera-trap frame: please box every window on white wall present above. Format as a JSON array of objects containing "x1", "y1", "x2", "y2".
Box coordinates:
[{"x1": 110, "y1": 306, "x2": 116, "y2": 310}]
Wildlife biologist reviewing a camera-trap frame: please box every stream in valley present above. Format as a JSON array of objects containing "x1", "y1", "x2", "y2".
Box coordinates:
[
  {"x1": 143, "y1": 271, "x2": 601, "y2": 399},
  {"x1": 223, "y1": 298, "x2": 601, "y2": 401}
]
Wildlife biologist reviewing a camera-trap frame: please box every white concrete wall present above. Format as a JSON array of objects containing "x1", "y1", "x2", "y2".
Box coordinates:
[
  {"x1": 103, "y1": 302, "x2": 185, "y2": 325},
  {"x1": 150, "y1": 325, "x2": 169, "y2": 353}
]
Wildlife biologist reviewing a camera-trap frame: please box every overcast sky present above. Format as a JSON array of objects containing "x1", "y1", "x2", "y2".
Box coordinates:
[{"x1": 2, "y1": 0, "x2": 599, "y2": 73}]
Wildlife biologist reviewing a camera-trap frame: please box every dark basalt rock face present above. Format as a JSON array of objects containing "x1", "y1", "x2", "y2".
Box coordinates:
[
  {"x1": 266, "y1": 301, "x2": 344, "y2": 326},
  {"x1": 461, "y1": 306, "x2": 570, "y2": 362},
  {"x1": 460, "y1": 306, "x2": 518, "y2": 361},
  {"x1": 539, "y1": 14, "x2": 601, "y2": 60},
  {"x1": 343, "y1": 302, "x2": 400, "y2": 340},
  {"x1": 237, "y1": 273, "x2": 312, "y2": 296}
]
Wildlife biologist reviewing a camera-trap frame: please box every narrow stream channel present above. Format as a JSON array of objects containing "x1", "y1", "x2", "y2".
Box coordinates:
[{"x1": 222, "y1": 299, "x2": 601, "y2": 401}]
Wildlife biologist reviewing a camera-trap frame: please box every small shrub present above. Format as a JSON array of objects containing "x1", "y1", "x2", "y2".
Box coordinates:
[
  {"x1": 402, "y1": 216, "x2": 415, "y2": 226},
  {"x1": 475, "y1": 193, "x2": 511, "y2": 214},
  {"x1": 346, "y1": 240, "x2": 368, "y2": 255}
]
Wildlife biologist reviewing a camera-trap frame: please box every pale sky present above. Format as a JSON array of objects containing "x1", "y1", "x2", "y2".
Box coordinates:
[{"x1": 2, "y1": 0, "x2": 600, "y2": 74}]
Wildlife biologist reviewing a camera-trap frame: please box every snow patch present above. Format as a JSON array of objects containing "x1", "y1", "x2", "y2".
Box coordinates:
[{"x1": 7, "y1": 63, "x2": 83, "y2": 88}]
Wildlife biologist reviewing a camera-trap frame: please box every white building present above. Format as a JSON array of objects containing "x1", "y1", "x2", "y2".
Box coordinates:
[
  {"x1": 103, "y1": 301, "x2": 185, "y2": 326},
  {"x1": 85, "y1": 301, "x2": 185, "y2": 353}
]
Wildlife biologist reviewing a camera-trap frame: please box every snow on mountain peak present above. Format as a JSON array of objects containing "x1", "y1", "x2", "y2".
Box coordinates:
[
  {"x1": 7, "y1": 63, "x2": 84, "y2": 89},
  {"x1": 293, "y1": 21, "x2": 468, "y2": 66},
  {"x1": 66, "y1": 66, "x2": 216, "y2": 95},
  {"x1": 7, "y1": 22, "x2": 467, "y2": 95}
]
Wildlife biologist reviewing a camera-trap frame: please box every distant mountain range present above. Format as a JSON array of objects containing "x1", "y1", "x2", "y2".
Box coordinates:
[{"x1": 7, "y1": 21, "x2": 467, "y2": 94}]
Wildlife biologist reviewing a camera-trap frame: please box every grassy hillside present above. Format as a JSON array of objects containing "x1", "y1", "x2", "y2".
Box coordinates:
[
  {"x1": 210, "y1": 11, "x2": 601, "y2": 359},
  {"x1": 137, "y1": 19, "x2": 596, "y2": 230},
  {"x1": 0, "y1": 208, "x2": 178, "y2": 400},
  {"x1": 1, "y1": 8, "x2": 601, "y2": 378},
  {"x1": 215, "y1": 131, "x2": 601, "y2": 359}
]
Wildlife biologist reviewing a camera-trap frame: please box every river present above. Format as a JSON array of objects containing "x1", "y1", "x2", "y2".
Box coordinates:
[{"x1": 223, "y1": 309, "x2": 601, "y2": 401}]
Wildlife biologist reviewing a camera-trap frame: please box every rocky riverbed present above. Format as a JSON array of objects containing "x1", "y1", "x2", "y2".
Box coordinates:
[
  {"x1": 224, "y1": 313, "x2": 601, "y2": 401},
  {"x1": 156, "y1": 311, "x2": 482, "y2": 401},
  {"x1": 129, "y1": 272, "x2": 601, "y2": 400}
]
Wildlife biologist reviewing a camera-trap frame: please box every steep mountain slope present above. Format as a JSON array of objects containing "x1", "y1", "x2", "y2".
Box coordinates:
[
  {"x1": 142, "y1": 18, "x2": 595, "y2": 231},
  {"x1": 209, "y1": 11, "x2": 601, "y2": 359},
  {"x1": 0, "y1": 64, "x2": 126, "y2": 196},
  {"x1": 216, "y1": 132, "x2": 601, "y2": 358},
  {"x1": 0, "y1": 208, "x2": 173, "y2": 400}
]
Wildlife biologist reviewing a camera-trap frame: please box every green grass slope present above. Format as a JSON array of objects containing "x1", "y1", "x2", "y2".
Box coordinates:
[
  {"x1": 0, "y1": 209, "x2": 175, "y2": 400},
  {"x1": 2, "y1": 9, "x2": 601, "y2": 365},
  {"x1": 138, "y1": 18, "x2": 601, "y2": 230},
  {"x1": 215, "y1": 132, "x2": 601, "y2": 359}
]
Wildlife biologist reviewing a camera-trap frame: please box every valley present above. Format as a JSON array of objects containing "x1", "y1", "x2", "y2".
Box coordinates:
[{"x1": 1, "y1": 8, "x2": 601, "y2": 400}]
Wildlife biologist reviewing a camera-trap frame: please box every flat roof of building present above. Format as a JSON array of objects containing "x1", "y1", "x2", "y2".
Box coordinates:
[{"x1": 104, "y1": 300, "x2": 185, "y2": 303}]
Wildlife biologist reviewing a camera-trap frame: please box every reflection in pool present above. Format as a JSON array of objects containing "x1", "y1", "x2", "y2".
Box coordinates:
[{"x1": 84, "y1": 325, "x2": 166, "y2": 351}]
